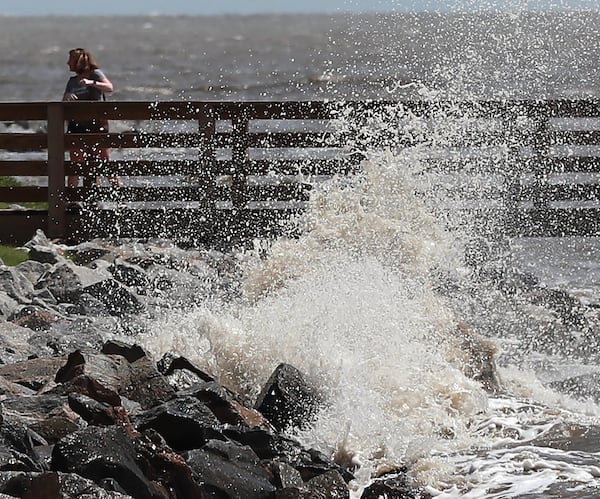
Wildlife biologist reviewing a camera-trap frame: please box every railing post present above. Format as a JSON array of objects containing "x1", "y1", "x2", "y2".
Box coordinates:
[
  {"x1": 231, "y1": 114, "x2": 249, "y2": 209},
  {"x1": 47, "y1": 102, "x2": 66, "y2": 240},
  {"x1": 532, "y1": 104, "x2": 551, "y2": 211},
  {"x1": 198, "y1": 103, "x2": 216, "y2": 180},
  {"x1": 503, "y1": 101, "x2": 525, "y2": 236}
]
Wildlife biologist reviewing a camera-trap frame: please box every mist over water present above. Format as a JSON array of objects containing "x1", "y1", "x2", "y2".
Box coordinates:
[{"x1": 3, "y1": 10, "x2": 600, "y2": 497}]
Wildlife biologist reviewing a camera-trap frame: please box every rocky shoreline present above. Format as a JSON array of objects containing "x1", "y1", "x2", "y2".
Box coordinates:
[
  {"x1": 0, "y1": 231, "x2": 418, "y2": 498},
  {"x1": 2, "y1": 230, "x2": 600, "y2": 498}
]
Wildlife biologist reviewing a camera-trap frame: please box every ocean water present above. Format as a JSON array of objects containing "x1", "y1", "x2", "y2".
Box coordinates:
[{"x1": 3, "y1": 11, "x2": 600, "y2": 498}]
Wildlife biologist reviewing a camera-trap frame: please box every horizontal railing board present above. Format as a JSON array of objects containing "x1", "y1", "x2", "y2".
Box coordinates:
[
  {"x1": 66, "y1": 160, "x2": 361, "y2": 178},
  {"x1": 550, "y1": 130, "x2": 600, "y2": 146},
  {"x1": 518, "y1": 183, "x2": 600, "y2": 201},
  {"x1": 211, "y1": 158, "x2": 363, "y2": 176},
  {"x1": 0, "y1": 186, "x2": 48, "y2": 202},
  {"x1": 544, "y1": 100, "x2": 600, "y2": 118},
  {"x1": 72, "y1": 207, "x2": 303, "y2": 242},
  {"x1": 64, "y1": 182, "x2": 311, "y2": 203},
  {"x1": 65, "y1": 132, "x2": 205, "y2": 149},
  {"x1": 542, "y1": 157, "x2": 600, "y2": 173},
  {"x1": 61, "y1": 131, "x2": 525, "y2": 151},
  {"x1": 63, "y1": 132, "x2": 350, "y2": 150},
  {"x1": 6, "y1": 98, "x2": 600, "y2": 121},
  {"x1": 65, "y1": 160, "x2": 210, "y2": 177},
  {"x1": 513, "y1": 208, "x2": 600, "y2": 236},
  {"x1": 0, "y1": 161, "x2": 48, "y2": 176},
  {"x1": 65, "y1": 186, "x2": 216, "y2": 203},
  {"x1": 0, "y1": 133, "x2": 47, "y2": 151},
  {"x1": 66, "y1": 158, "x2": 363, "y2": 178},
  {"x1": 0, "y1": 103, "x2": 48, "y2": 121}
]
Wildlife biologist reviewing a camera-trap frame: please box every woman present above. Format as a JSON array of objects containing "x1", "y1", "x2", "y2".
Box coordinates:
[{"x1": 63, "y1": 48, "x2": 118, "y2": 188}]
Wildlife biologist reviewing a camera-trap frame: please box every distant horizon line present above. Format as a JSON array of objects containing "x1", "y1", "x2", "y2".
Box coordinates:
[{"x1": 1, "y1": 7, "x2": 597, "y2": 17}]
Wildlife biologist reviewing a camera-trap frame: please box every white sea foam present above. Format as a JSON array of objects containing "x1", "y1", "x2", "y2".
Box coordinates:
[
  {"x1": 137, "y1": 135, "x2": 497, "y2": 492},
  {"x1": 137, "y1": 130, "x2": 600, "y2": 496}
]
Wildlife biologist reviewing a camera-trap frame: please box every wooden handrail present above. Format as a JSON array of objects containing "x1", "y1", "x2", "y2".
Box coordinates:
[{"x1": 2, "y1": 99, "x2": 600, "y2": 245}]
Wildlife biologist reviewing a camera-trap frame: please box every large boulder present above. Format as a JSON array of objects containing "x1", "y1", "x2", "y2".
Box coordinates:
[
  {"x1": 1, "y1": 394, "x2": 82, "y2": 444},
  {"x1": 34, "y1": 264, "x2": 83, "y2": 304},
  {"x1": 132, "y1": 396, "x2": 222, "y2": 451},
  {"x1": 51, "y1": 425, "x2": 157, "y2": 498},
  {"x1": 0, "y1": 267, "x2": 34, "y2": 304},
  {"x1": 55, "y1": 349, "x2": 132, "y2": 397},
  {"x1": 0, "y1": 321, "x2": 39, "y2": 364},
  {"x1": 255, "y1": 363, "x2": 324, "y2": 432},
  {"x1": 0, "y1": 471, "x2": 132, "y2": 498},
  {"x1": 83, "y1": 279, "x2": 142, "y2": 317},
  {"x1": 360, "y1": 467, "x2": 417, "y2": 499},
  {"x1": 119, "y1": 356, "x2": 175, "y2": 410},
  {"x1": 185, "y1": 439, "x2": 276, "y2": 499},
  {"x1": 0, "y1": 357, "x2": 66, "y2": 391}
]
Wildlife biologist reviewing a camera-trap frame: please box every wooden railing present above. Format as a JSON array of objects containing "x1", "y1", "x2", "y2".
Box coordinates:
[{"x1": 1, "y1": 99, "x2": 600, "y2": 246}]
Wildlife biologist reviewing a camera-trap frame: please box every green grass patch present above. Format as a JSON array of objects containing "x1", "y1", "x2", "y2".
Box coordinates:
[
  {"x1": 0, "y1": 176, "x2": 48, "y2": 210},
  {"x1": 0, "y1": 245, "x2": 28, "y2": 266},
  {"x1": 0, "y1": 176, "x2": 20, "y2": 187}
]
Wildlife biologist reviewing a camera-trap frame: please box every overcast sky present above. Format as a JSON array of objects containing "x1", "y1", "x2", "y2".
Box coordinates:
[{"x1": 0, "y1": 0, "x2": 597, "y2": 16}]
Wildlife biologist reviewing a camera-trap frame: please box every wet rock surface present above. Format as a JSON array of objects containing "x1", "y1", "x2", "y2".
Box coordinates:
[{"x1": 0, "y1": 232, "x2": 422, "y2": 498}]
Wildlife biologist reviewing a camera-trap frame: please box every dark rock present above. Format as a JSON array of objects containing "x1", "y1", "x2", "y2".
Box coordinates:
[
  {"x1": 225, "y1": 427, "x2": 353, "y2": 483},
  {"x1": 0, "y1": 267, "x2": 34, "y2": 304},
  {"x1": 0, "y1": 321, "x2": 40, "y2": 364},
  {"x1": 185, "y1": 439, "x2": 276, "y2": 499},
  {"x1": 70, "y1": 292, "x2": 110, "y2": 317},
  {"x1": 109, "y1": 260, "x2": 150, "y2": 288},
  {"x1": 67, "y1": 392, "x2": 135, "y2": 428},
  {"x1": 34, "y1": 264, "x2": 83, "y2": 303},
  {"x1": 134, "y1": 430, "x2": 205, "y2": 498},
  {"x1": 0, "y1": 357, "x2": 66, "y2": 391},
  {"x1": 295, "y1": 448, "x2": 354, "y2": 483},
  {"x1": 9, "y1": 305, "x2": 60, "y2": 332},
  {"x1": 64, "y1": 242, "x2": 113, "y2": 266},
  {"x1": 133, "y1": 396, "x2": 222, "y2": 450},
  {"x1": 83, "y1": 279, "x2": 142, "y2": 317},
  {"x1": 255, "y1": 363, "x2": 324, "y2": 432},
  {"x1": 304, "y1": 470, "x2": 349, "y2": 498},
  {"x1": 67, "y1": 392, "x2": 116, "y2": 426},
  {"x1": 22, "y1": 229, "x2": 51, "y2": 250},
  {"x1": 14, "y1": 260, "x2": 49, "y2": 287},
  {"x1": 2, "y1": 394, "x2": 82, "y2": 444},
  {"x1": 360, "y1": 467, "x2": 416, "y2": 499},
  {"x1": 28, "y1": 319, "x2": 108, "y2": 357},
  {"x1": 85, "y1": 279, "x2": 143, "y2": 317},
  {"x1": 55, "y1": 349, "x2": 132, "y2": 396},
  {"x1": 0, "y1": 376, "x2": 34, "y2": 398},
  {"x1": 49, "y1": 374, "x2": 122, "y2": 408},
  {"x1": 0, "y1": 419, "x2": 45, "y2": 472},
  {"x1": 0, "y1": 291, "x2": 19, "y2": 318},
  {"x1": 181, "y1": 381, "x2": 270, "y2": 428},
  {"x1": 101, "y1": 340, "x2": 147, "y2": 363},
  {"x1": 27, "y1": 246, "x2": 61, "y2": 265},
  {"x1": 52, "y1": 425, "x2": 157, "y2": 498},
  {"x1": 121, "y1": 356, "x2": 176, "y2": 410},
  {"x1": 157, "y1": 353, "x2": 215, "y2": 382},
  {"x1": 30, "y1": 287, "x2": 58, "y2": 306},
  {"x1": 271, "y1": 460, "x2": 304, "y2": 489},
  {"x1": 275, "y1": 488, "x2": 305, "y2": 498}
]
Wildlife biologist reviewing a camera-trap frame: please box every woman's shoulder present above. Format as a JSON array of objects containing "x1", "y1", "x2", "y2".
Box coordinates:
[{"x1": 92, "y1": 68, "x2": 107, "y2": 80}]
